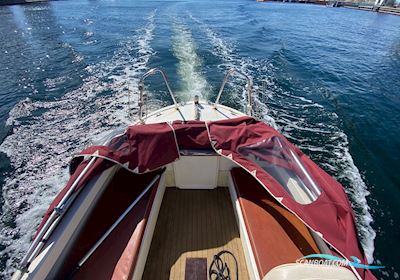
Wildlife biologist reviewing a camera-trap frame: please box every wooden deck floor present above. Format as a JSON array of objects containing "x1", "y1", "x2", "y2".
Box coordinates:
[{"x1": 142, "y1": 188, "x2": 249, "y2": 280}]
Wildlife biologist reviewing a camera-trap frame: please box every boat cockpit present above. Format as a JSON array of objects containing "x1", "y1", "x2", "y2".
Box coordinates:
[{"x1": 13, "y1": 69, "x2": 369, "y2": 280}]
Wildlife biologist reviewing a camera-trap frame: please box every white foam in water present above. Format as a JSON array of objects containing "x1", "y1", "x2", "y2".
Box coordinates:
[
  {"x1": 172, "y1": 21, "x2": 210, "y2": 100},
  {"x1": 331, "y1": 132, "x2": 376, "y2": 263},
  {"x1": 190, "y1": 14, "x2": 376, "y2": 263},
  {"x1": 189, "y1": 14, "x2": 277, "y2": 128},
  {"x1": 0, "y1": 10, "x2": 157, "y2": 278}
]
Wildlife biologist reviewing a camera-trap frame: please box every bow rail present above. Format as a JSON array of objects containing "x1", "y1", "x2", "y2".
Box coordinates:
[
  {"x1": 137, "y1": 68, "x2": 253, "y2": 121},
  {"x1": 138, "y1": 68, "x2": 178, "y2": 122},
  {"x1": 214, "y1": 69, "x2": 253, "y2": 116}
]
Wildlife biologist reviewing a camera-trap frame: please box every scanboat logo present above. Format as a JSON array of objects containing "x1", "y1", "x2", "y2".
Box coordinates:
[{"x1": 296, "y1": 254, "x2": 385, "y2": 270}]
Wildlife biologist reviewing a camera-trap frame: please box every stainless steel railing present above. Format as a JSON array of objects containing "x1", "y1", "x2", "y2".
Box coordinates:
[
  {"x1": 214, "y1": 69, "x2": 253, "y2": 116},
  {"x1": 138, "y1": 68, "x2": 178, "y2": 122},
  {"x1": 18, "y1": 156, "x2": 98, "y2": 275},
  {"x1": 137, "y1": 68, "x2": 253, "y2": 121}
]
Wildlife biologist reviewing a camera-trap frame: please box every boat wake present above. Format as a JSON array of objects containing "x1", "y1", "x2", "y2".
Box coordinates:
[
  {"x1": 0, "y1": 10, "x2": 156, "y2": 278},
  {"x1": 189, "y1": 13, "x2": 376, "y2": 263},
  {"x1": 0, "y1": 9, "x2": 377, "y2": 279},
  {"x1": 172, "y1": 21, "x2": 210, "y2": 100}
]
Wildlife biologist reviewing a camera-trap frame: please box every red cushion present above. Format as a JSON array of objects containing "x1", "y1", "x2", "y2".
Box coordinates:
[
  {"x1": 61, "y1": 169, "x2": 160, "y2": 280},
  {"x1": 230, "y1": 168, "x2": 319, "y2": 278}
]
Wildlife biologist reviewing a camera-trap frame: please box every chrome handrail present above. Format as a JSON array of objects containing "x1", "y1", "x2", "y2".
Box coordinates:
[
  {"x1": 214, "y1": 69, "x2": 253, "y2": 116},
  {"x1": 68, "y1": 174, "x2": 160, "y2": 278},
  {"x1": 18, "y1": 156, "x2": 98, "y2": 274},
  {"x1": 138, "y1": 68, "x2": 178, "y2": 122}
]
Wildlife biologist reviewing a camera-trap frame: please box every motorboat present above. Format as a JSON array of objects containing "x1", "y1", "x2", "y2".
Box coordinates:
[{"x1": 12, "y1": 69, "x2": 376, "y2": 280}]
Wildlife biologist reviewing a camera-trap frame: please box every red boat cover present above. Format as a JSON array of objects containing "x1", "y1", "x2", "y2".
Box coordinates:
[
  {"x1": 35, "y1": 123, "x2": 178, "y2": 239},
  {"x1": 79, "y1": 122, "x2": 180, "y2": 173},
  {"x1": 35, "y1": 117, "x2": 374, "y2": 279},
  {"x1": 206, "y1": 116, "x2": 375, "y2": 280}
]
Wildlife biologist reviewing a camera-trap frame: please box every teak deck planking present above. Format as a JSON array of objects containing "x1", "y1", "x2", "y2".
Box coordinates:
[{"x1": 142, "y1": 188, "x2": 249, "y2": 280}]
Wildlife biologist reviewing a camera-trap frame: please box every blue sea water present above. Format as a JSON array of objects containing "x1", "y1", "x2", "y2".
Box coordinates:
[{"x1": 0, "y1": 0, "x2": 399, "y2": 278}]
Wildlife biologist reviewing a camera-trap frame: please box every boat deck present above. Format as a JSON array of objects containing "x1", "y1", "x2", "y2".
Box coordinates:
[
  {"x1": 142, "y1": 101, "x2": 245, "y2": 124},
  {"x1": 142, "y1": 187, "x2": 249, "y2": 280}
]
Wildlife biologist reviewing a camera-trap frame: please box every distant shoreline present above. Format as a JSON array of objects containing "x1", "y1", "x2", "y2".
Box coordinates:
[
  {"x1": 344, "y1": 4, "x2": 400, "y2": 15},
  {"x1": 257, "y1": 0, "x2": 400, "y2": 16},
  {"x1": 0, "y1": 0, "x2": 46, "y2": 6}
]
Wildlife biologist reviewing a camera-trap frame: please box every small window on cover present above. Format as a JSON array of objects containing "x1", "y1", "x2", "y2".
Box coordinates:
[{"x1": 238, "y1": 136, "x2": 322, "y2": 204}]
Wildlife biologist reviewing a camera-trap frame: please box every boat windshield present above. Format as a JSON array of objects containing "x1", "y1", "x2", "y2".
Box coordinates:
[{"x1": 238, "y1": 136, "x2": 322, "y2": 204}]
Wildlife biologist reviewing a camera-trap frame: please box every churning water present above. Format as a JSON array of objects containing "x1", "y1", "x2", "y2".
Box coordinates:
[{"x1": 0, "y1": 0, "x2": 399, "y2": 278}]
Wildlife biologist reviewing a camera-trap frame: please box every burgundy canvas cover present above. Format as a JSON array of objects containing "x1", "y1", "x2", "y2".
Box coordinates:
[
  {"x1": 34, "y1": 117, "x2": 374, "y2": 280},
  {"x1": 34, "y1": 123, "x2": 178, "y2": 238},
  {"x1": 172, "y1": 120, "x2": 211, "y2": 150},
  {"x1": 207, "y1": 116, "x2": 375, "y2": 280},
  {"x1": 79, "y1": 122, "x2": 179, "y2": 173}
]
